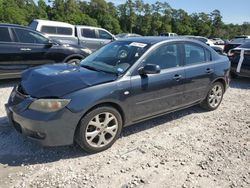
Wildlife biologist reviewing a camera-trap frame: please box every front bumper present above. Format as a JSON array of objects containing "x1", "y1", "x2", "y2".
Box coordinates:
[{"x1": 5, "y1": 88, "x2": 81, "y2": 147}]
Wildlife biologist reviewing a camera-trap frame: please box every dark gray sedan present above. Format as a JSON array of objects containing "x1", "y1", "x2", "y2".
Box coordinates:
[{"x1": 6, "y1": 37, "x2": 230, "y2": 153}]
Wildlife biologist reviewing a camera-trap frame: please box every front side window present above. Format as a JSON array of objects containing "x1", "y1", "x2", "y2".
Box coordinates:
[
  {"x1": 14, "y1": 28, "x2": 49, "y2": 44},
  {"x1": 81, "y1": 28, "x2": 96, "y2": 38},
  {"x1": 41, "y1": 26, "x2": 57, "y2": 34},
  {"x1": 143, "y1": 43, "x2": 181, "y2": 69},
  {"x1": 184, "y1": 43, "x2": 206, "y2": 65},
  {"x1": 80, "y1": 41, "x2": 150, "y2": 74},
  {"x1": 0, "y1": 27, "x2": 12, "y2": 42},
  {"x1": 98, "y1": 30, "x2": 112, "y2": 40}
]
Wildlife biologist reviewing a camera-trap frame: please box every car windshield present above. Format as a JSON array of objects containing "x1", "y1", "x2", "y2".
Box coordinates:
[
  {"x1": 230, "y1": 38, "x2": 250, "y2": 43},
  {"x1": 239, "y1": 42, "x2": 250, "y2": 48},
  {"x1": 80, "y1": 41, "x2": 150, "y2": 75}
]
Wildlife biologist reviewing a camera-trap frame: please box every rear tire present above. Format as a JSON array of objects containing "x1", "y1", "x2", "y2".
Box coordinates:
[
  {"x1": 75, "y1": 106, "x2": 123, "y2": 153},
  {"x1": 200, "y1": 82, "x2": 224, "y2": 111},
  {"x1": 67, "y1": 58, "x2": 81, "y2": 65}
]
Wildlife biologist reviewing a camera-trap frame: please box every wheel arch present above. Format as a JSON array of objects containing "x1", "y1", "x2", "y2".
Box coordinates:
[
  {"x1": 63, "y1": 54, "x2": 85, "y2": 63},
  {"x1": 212, "y1": 77, "x2": 227, "y2": 92},
  {"x1": 73, "y1": 101, "x2": 126, "y2": 139}
]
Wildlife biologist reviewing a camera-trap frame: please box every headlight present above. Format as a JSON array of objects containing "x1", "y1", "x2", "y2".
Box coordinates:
[
  {"x1": 29, "y1": 99, "x2": 71, "y2": 112},
  {"x1": 81, "y1": 48, "x2": 92, "y2": 54}
]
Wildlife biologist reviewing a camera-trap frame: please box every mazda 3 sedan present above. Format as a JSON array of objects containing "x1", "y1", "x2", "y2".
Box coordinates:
[{"x1": 6, "y1": 37, "x2": 230, "y2": 153}]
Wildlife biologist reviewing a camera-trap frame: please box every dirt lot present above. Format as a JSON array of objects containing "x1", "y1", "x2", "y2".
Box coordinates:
[{"x1": 0, "y1": 78, "x2": 249, "y2": 188}]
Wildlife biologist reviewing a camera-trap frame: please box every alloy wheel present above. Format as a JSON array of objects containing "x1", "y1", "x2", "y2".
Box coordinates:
[
  {"x1": 208, "y1": 84, "x2": 223, "y2": 108},
  {"x1": 85, "y1": 112, "x2": 118, "y2": 148}
]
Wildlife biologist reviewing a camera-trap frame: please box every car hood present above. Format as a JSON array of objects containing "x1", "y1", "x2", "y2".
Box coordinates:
[{"x1": 21, "y1": 64, "x2": 117, "y2": 98}]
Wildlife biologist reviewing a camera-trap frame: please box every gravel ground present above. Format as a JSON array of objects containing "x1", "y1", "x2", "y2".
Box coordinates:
[{"x1": 0, "y1": 78, "x2": 249, "y2": 188}]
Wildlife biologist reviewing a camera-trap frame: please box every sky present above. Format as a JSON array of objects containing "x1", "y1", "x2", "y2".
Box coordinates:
[{"x1": 107, "y1": 0, "x2": 250, "y2": 24}]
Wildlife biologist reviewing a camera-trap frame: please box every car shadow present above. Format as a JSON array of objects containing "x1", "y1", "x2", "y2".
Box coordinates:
[
  {"x1": 229, "y1": 77, "x2": 250, "y2": 89},
  {"x1": 0, "y1": 105, "x2": 206, "y2": 167}
]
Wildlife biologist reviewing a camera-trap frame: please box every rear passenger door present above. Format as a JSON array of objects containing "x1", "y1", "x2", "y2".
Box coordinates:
[
  {"x1": 182, "y1": 42, "x2": 215, "y2": 105},
  {"x1": 0, "y1": 27, "x2": 25, "y2": 78}
]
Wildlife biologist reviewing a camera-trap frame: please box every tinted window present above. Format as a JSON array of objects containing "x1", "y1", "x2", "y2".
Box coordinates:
[
  {"x1": 41, "y1": 26, "x2": 57, "y2": 34},
  {"x1": 0, "y1": 27, "x2": 12, "y2": 42},
  {"x1": 81, "y1": 28, "x2": 96, "y2": 38},
  {"x1": 14, "y1": 28, "x2": 49, "y2": 44},
  {"x1": 205, "y1": 49, "x2": 212, "y2": 61},
  {"x1": 98, "y1": 30, "x2": 112, "y2": 40},
  {"x1": 239, "y1": 42, "x2": 250, "y2": 48},
  {"x1": 41, "y1": 26, "x2": 72, "y2": 35},
  {"x1": 144, "y1": 44, "x2": 180, "y2": 69},
  {"x1": 29, "y1": 21, "x2": 38, "y2": 30},
  {"x1": 230, "y1": 38, "x2": 250, "y2": 43},
  {"x1": 57, "y1": 27, "x2": 72, "y2": 35},
  {"x1": 184, "y1": 44, "x2": 206, "y2": 65}
]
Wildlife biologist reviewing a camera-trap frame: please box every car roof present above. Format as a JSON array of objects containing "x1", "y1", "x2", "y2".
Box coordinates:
[
  {"x1": 0, "y1": 23, "x2": 28, "y2": 29},
  {"x1": 118, "y1": 36, "x2": 206, "y2": 45},
  {"x1": 33, "y1": 19, "x2": 74, "y2": 27}
]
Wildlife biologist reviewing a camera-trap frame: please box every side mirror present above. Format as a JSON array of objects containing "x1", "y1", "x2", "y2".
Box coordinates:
[
  {"x1": 138, "y1": 64, "x2": 161, "y2": 75},
  {"x1": 45, "y1": 40, "x2": 53, "y2": 48}
]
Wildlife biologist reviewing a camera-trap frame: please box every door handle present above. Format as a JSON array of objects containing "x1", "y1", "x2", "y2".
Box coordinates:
[
  {"x1": 173, "y1": 74, "x2": 182, "y2": 81},
  {"x1": 205, "y1": 68, "x2": 214, "y2": 74},
  {"x1": 100, "y1": 41, "x2": 105, "y2": 44},
  {"x1": 20, "y1": 48, "x2": 31, "y2": 51}
]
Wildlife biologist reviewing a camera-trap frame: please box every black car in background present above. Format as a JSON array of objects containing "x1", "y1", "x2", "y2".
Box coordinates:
[
  {"x1": 224, "y1": 36, "x2": 250, "y2": 54},
  {"x1": 6, "y1": 37, "x2": 230, "y2": 153},
  {"x1": 0, "y1": 24, "x2": 90, "y2": 79},
  {"x1": 229, "y1": 41, "x2": 250, "y2": 78}
]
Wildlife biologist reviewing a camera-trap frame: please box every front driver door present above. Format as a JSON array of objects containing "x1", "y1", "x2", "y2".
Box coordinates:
[
  {"x1": 128, "y1": 43, "x2": 186, "y2": 122},
  {"x1": 12, "y1": 27, "x2": 54, "y2": 68}
]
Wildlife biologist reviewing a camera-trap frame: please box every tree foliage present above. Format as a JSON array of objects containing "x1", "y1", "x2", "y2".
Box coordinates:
[{"x1": 0, "y1": 0, "x2": 249, "y2": 38}]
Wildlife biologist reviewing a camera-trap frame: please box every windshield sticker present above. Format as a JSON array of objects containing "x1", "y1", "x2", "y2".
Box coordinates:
[
  {"x1": 117, "y1": 68, "x2": 124, "y2": 73},
  {"x1": 129, "y1": 42, "x2": 147, "y2": 48}
]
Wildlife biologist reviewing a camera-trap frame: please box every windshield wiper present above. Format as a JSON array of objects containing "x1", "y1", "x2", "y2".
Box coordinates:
[
  {"x1": 81, "y1": 65, "x2": 101, "y2": 72},
  {"x1": 82, "y1": 64, "x2": 117, "y2": 75}
]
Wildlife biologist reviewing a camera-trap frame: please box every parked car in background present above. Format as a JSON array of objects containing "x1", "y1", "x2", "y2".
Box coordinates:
[
  {"x1": 29, "y1": 19, "x2": 116, "y2": 52},
  {"x1": 0, "y1": 23, "x2": 89, "y2": 79},
  {"x1": 116, "y1": 33, "x2": 141, "y2": 38},
  {"x1": 224, "y1": 36, "x2": 250, "y2": 54},
  {"x1": 160, "y1": 32, "x2": 178, "y2": 37},
  {"x1": 5, "y1": 37, "x2": 230, "y2": 153},
  {"x1": 229, "y1": 41, "x2": 250, "y2": 78},
  {"x1": 211, "y1": 38, "x2": 225, "y2": 45}
]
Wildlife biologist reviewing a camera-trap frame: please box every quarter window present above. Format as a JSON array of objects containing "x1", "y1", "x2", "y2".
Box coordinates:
[
  {"x1": 143, "y1": 44, "x2": 180, "y2": 69},
  {"x1": 184, "y1": 44, "x2": 206, "y2": 65},
  {"x1": 0, "y1": 27, "x2": 12, "y2": 42},
  {"x1": 14, "y1": 28, "x2": 49, "y2": 44},
  {"x1": 81, "y1": 28, "x2": 96, "y2": 38}
]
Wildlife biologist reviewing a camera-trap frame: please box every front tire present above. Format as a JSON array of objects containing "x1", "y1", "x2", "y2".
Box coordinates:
[
  {"x1": 75, "y1": 106, "x2": 123, "y2": 153},
  {"x1": 200, "y1": 82, "x2": 224, "y2": 111}
]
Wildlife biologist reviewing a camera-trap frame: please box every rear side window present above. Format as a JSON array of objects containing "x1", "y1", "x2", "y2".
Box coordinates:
[
  {"x1": 98, "y1": 30, "x2": 112, "y2": 40},
  {"x1": 14, "y1": 28, "x2": 48, "y2": 44},
  {"x1": 184, "y1": 44, "x2": 206, "y2": 65},
  {"x1": 0, "y1": 27, "x2": 12, "y2": 42},
  {"x1": 41, "y1": 26, "x2": 72, "y2": 35},
  {"x1": 81, "y1": 28, "x2": 96, "y2": 38}
]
